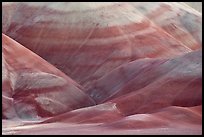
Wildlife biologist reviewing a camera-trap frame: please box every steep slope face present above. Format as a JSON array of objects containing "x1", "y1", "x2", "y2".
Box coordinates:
[
  {"x1": 85, "y1": 50, "x2": 202, "y2": 106},
  {"x1": 110, "y1": 50, "x2": 202, "y2": 116},
  {"x1": 2, "y1": 2, "x2": 194, "y2": 86},
  {"x1": 133, "y1": 2, "x2": 202, "y2": 49},
  {"x1": 2, "y1": 34, "x2": 95, "y2": 119},
  {"x1": 2, "y1": 55, "x2": 16, "y2": 119},
  {"x1": 33, "y1": 51, "x2": 202, "y2": 135},
  {"x1": 2, "y1": 2, "x2": 202, "y2": 135},
  {"x1": 10, "y1": 50, "x2": 200, "y2": 134}
]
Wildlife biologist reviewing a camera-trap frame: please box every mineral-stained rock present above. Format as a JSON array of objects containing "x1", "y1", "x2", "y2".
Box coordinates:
[
  {"x1": 132, "y1": 2, "x2": 202, "y2": 49},
  {"x1": 2, "y1": 33, "x2": 95, "y2": 119},
  {"x1": 86, "y1": 50, "x2": 202, "y2": 107},
  {"x1": 2, "y1": 2, "x2": 202, "y2": 135},
  {"x1": 2, "y1": 105, "x2": 201, "y2": 135},
  {"x1": 2, "y1": 2, "x2": 199, "y2": 86},
  {"x1": 110, "y1": 50, "x2": 202, "y2": 116}
]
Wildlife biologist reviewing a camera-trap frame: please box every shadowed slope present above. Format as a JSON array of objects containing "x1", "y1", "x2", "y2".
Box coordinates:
[
  {"x1": 86, "y1": 50, "x2": 202, "y2": 109},
  {"x1": 2, "y1": 33, "x2": 95, "y2": 119}
]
